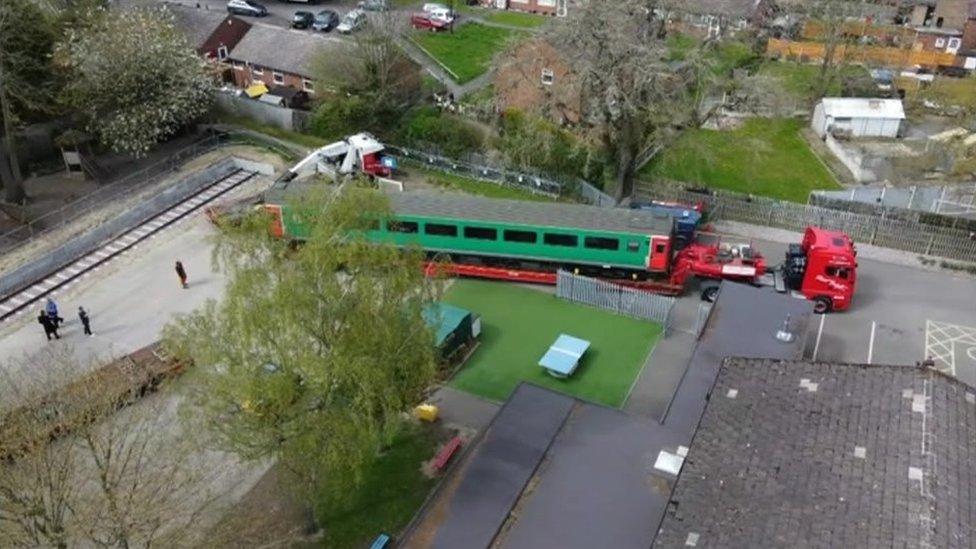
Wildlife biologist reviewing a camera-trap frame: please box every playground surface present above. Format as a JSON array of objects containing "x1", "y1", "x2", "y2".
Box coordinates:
[{"x1": 443, "y1": 280, "x2": 661, "y2": 408}]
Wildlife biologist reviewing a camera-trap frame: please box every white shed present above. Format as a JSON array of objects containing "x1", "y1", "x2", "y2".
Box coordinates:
[{"x1": 811, "y1": 98, "x2": 905, "y2": 139}]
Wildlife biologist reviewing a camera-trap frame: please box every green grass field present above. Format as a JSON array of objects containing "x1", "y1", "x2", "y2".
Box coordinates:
[
  {"x1": 640, "y1": 118, "x2": 840, "y2": 202},
  {"x1": 481, "y1": 10, "x2": 548, "y2": 28},
  {"x1": 317, "y1": 422, "x2": 439, "y2": 549},
  {"x1": 758, "y1": 62, "x2": 869, "y2": 102},
  {"x1": 413, "y1": 23, "x2": 524, "y2": 83},
  {"x1": 406, "y1": 163, "x2": 555, "y2": 202},
  {"x1": 444, "y1": 280, "x2": 660, "y2": 407}
]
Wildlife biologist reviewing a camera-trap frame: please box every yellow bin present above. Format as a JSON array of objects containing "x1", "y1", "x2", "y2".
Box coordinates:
[{"x1": 414, "y1": 404, "x2": 439, "y2": 422}]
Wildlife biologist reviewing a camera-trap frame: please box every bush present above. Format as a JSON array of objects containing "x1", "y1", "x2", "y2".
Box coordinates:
[
  {"x1": 495, "y1": 109, "x2": 605, "y2": 184},
  {"x1": 399, "y1": 107, "x2": 484, "y2": 158},
  {"x1": 310, "y1": 95, "x2": 391, "y2": 141}
]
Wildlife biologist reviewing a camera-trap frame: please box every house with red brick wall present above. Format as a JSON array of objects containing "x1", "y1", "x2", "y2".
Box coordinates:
[
  {"x1": 913, "y1": 26, "x2": 965, "y2": 53},
  {"x1": 226, "y1": 24, "x2": 339, "y2": 98},
  {"x1": 168, "y1": 4, "x2": 251, "y2": 61},
  {"x1": 493, "y1": 39, "x2": 581, "y2": 123}
]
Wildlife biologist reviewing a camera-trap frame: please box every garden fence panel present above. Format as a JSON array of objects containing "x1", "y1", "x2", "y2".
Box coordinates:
[
  {"x1": 555, "y1": 270, "x2": 675, "y2": 332},
  {"x1": 637, "y1": 181, "x2": 976, "y2": 263}
]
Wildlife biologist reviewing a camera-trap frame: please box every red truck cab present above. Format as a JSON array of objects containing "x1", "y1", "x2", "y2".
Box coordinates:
[{"x1": 784, "y1": 227, "x2": 857, "y2": 313}]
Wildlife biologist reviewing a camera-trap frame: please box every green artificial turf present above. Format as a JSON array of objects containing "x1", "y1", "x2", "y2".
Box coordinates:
[
  {"x1": 412, "y1": 23, "x2": 524, "y2": 84},
  {"x1": 444, "y1": 280, "x2": 660, "y2": 408},
  {"x1": 316, "y1": 422, "x2": 439, "y2": 549},
  {"x1": 640, "y1": 118, "x2": 840, "y2": 202}
]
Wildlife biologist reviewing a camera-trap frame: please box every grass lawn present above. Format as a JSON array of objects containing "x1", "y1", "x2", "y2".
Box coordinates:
[
  {"x1": 481, "y1": 10, "x2": 548, "y2": 28},
  {"x1": 405, "y1": 162, "x2": 555, "y2": 202},
  {"x1": 316, "y1": 422, "x2": 440, "y2": 549},
  {"x1": 443, "y1": 280, "x2": 661, "y2": 408},
  {"x1": 758, "y1": 62, "x2": 869, "y2": 102},
  {"x1": 641, "y1": 118, "x2": 840, "y2": 202},
  {"x1": 214, "y1": 111, "x2": 331, "y2": 150},
  {"x1": 412, "y1": 23, "x2": 524, "y2": 84}
]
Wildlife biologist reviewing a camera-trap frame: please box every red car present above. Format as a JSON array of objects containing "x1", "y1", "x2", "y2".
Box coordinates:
[{"x1": 411, "y1": 13, "x2": 450, "y2": 31}]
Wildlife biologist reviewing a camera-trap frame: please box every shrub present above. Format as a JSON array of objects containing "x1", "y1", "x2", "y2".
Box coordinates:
[
  {"x1": 310, "y1": 95, "x2": 385, "y2": 141},
  {"x1": 399, "y1": 107, "x2": 484, "y2": 158},
  {"x1": 495, "y1": 109, "x2": 605, "y2": 184}
]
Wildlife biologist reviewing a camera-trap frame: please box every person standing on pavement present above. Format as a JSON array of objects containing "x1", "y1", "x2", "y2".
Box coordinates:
[
  {"x1": 45, "y1": 298, "x2": 64, "y2": 327},
  {"x1": 38, "y1": 310, "x2": 59, "y2": 340},
  {"x1": 175, "y1": 260, "x2": 188, "y2": 289},
  {"x1": 78, "y1": 306, "x2": 93, "y2": 336}
]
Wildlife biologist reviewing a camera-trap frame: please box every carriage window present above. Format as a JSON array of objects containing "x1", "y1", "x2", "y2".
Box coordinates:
[
  {"x1": 425, "y1": 223, "x2": 457, "y2": 237},
  {"x1": 584, "y1": 236, "x2": 619, "y2": 250},
  {"x1": 504, "y1": 230, "x2": 537, "y2": 243},
  {"x1": 655, "y1": 243, "x2": 666, "y2": 253},
  {"x1": 627, "y1": 240, "x2": 641, "y2": 252},
  {"x1": 388, "y1": 220, "x2": 418, "y2": 233},
  {"x1": 544, "y1": 233, "x2": 578, "y2": 247},
  {"x1": 464, "y1": 226, "x2": 497, "y2": 240}
]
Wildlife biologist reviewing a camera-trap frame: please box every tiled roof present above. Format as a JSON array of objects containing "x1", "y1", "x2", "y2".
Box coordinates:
[
  {"x1": 228, "y1": 23, "x2": 343, "y2": 77},
  {"x1": 166, "y1": 3, "x2": 226, "y2": 51},
  {"x1": 655, "y1": 359, "x2": 976, "y2": 548}
]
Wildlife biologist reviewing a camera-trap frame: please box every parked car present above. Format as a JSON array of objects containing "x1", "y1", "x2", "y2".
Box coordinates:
[
  {"x1": 292, "y1": 10, "x2": 315, "y2": 28},
  {"x1": 411, "y1": 13, "x2": 449, "y2": 31},
  {"x1": 226, "y1": 0, "x2": 267, "y2": 17},
  {"x1": 312, "y1": 9, "x2": 340, "y2": 31},
  {"x1": 337, "y1": 9, "x2": 366, "y2": 33},
  {"x1": 423, "y1": 3, "x2": 455, "y2": 23},
  {"x1": 358, "y1": 0, "x2": 388, "y2": 11}
]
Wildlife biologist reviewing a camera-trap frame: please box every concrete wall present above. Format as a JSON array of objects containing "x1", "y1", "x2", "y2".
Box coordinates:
[
  {"x1": 824, "y1": 134, "x2": 876, "y2": 183},
  {"x1": 0, "y1": 159, "x2": 240, "y2": 298}
]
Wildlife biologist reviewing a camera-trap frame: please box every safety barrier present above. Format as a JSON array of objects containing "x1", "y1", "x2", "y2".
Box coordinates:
[{"x1": 555, "y1": 270, "x2": 675, "y2": 331}]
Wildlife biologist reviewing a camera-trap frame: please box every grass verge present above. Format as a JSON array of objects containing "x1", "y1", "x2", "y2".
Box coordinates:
[
  {"x1": 404, "y1": 162, "x2": 555, "y2": 201},
  {"x1": 412, "y1": 23, "x2": 524, "y2": 84},
  {"x1": 481, "y1": 10, "x2": 548, "y2": 28},
  {"x1": 444, "y1": 280, "x2": 660, "y2": 407},
  {"x1": 214, "y1": 111, "x2": 331, "y2": 150},
  {"x1": 316, "y1": 422, "x2": 440, "y2": 549},
  {"x1": 641, "y1": 118, "x2": 840, "y2": 202}
]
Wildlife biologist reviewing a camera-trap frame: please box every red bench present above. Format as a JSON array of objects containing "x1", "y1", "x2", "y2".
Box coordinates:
[{"x1": 433, "y1": 436, "x2": 463, "y2": 471}]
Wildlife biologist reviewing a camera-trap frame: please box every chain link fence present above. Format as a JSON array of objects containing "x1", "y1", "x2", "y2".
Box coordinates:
[
  {"x1": 386, "y1": 145, "x2": 617, "y2": 207},
  {"x1": 0, "y1": 133, "x2": 222, "y2": 256},
  {"x1": 556, "y1": 270, "x2": 675, "y2": 333}
]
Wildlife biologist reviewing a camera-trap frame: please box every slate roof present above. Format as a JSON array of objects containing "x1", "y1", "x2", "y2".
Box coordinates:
[
  {"x1": 654, "y1": 359, "x2": 976, "y2": 548},
  {"x1": 820, "y1": 98, "x2": 906, "y2": 120},
  {"x1": 166, "y1": 3, "x2": 226, "y2": 51},
  {"x1": 228, "y1": 23, "x2": 343, "y2": 77}
]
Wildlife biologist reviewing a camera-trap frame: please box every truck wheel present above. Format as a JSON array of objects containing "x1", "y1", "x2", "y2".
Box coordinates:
[
  {"x1": 813, "y1": 297, "x2": 832, "y2": 314},
  {"x1": 701, "y1": 285, "x2": 720, "y2": 303}
]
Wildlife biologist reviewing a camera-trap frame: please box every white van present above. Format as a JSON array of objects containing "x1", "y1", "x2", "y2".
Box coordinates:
[{"x1": 423, "y1": 3, "x2": 455, "y2": 23}]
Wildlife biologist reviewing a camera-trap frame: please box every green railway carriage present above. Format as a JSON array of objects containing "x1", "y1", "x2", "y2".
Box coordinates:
[{"x1": 270, "y1": 188, "x2": 680, "y2": 274}]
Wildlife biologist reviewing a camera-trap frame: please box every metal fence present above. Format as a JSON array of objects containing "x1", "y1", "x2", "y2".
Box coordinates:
[
  {"x1": 694, "y1": 302, "x2": 713, "y2": 339},
  {"x1": 0, "y1": 134, "x2": 221, "y2": 256},
  {"x1": 555, "y1": 270, "x2": 675, "y2": 331},
  {"x1": 386, "y1": 145, "x2": 618, "y2": 207},
  {"x1": 637, "y1": 180, "x2": 976, "y2": 263},
  {"x1": 810, "y1": 183, "x2": 976, "y2": 225}
]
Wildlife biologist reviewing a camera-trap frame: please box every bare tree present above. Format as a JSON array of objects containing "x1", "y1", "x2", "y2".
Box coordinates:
[
  {"x1": 547, "y1": 0, "x2": 713, "y2": 200},
  {"x1": 0, "y1": 347, "x2": 224, "y2": 548}
]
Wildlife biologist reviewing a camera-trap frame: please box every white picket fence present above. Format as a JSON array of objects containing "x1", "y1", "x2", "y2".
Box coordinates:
[{"x1": 555, "y1": 270, "x2": 675, "y2": 331}]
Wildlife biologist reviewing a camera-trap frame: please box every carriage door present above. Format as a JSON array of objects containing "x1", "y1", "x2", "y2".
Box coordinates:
[{"x1": 648, "y1": 235, "x2": 671, "y2": 272}]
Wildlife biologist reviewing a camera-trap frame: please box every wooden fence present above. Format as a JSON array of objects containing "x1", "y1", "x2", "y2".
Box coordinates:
[
  {"x1": 765, "y1": 38, "x2": 959, "y2": 69},
  {"x1": 636, "y1": 181, "x2": 976, "y2": 263}
]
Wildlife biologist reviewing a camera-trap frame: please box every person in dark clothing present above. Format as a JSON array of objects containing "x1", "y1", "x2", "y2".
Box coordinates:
[
  {"x1": 78, "y1": 306, "x2": 93, "y2": 336},
  {"x1": 175, "y1": 260, "x2": 188, "y2": 289},
  {"x1": 38, "y1": 310, "x2": 59, "y2": 340}
]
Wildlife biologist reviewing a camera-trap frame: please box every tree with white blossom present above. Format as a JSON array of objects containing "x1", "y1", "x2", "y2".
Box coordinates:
[{"x1": 57, "y1": 7, "x2": 215, "y2": 156}]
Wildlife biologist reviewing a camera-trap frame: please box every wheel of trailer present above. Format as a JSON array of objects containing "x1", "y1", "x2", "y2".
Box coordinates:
[
  {"x1": 813, "y1": 296, "x2": 832, "y2": 314},
  {"x1": 701, "y1": 285, "x2": 720, "y2": 303}
]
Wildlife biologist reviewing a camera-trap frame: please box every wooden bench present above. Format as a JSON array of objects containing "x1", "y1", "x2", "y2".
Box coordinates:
[
  {"x1": 432, "y1": 435, "x2": 463, "y2": 471},
  {"x1": 370, "y1": 533, "x2": 390, "y2": 549}
]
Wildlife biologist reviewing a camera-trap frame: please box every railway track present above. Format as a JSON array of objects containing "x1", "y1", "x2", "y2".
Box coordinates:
[{"x1": 0, "y1": 169, "x2": 257, "y2": 323}]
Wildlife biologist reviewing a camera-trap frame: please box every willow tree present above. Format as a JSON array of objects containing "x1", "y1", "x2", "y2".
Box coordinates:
[{"x1": 163, "y1": 188, "x2": 439, "y2": 513}]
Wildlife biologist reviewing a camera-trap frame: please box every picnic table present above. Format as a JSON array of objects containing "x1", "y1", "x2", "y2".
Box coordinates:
[{"x1": 539, "y1": 334, "x2": 591, "y2": 378}]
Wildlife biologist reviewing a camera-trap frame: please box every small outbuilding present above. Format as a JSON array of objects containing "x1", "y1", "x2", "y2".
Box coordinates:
[
  {"x1": 423, "y1": 303, "x2": 480, "y2": 359},
  {"x1": 811, "y1": 97, "x2": 905, "y2": 139}
]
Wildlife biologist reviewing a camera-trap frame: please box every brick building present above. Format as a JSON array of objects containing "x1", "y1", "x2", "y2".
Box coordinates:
[
  {"x1": 168, "y1": 4, "x2": 250, "y2": 61},
  {"x1": 226, "y1": 25, "x2": 339, "y2": 98},
  {"x1": 933, "y1": 0, "x2": 976, "y2": 30},
  {"x1": 493, "y1": 39, "x2": 580, "y2": 123},
  {"x1": 481, "y1": 0, "x2": 569, "y2": 17}
]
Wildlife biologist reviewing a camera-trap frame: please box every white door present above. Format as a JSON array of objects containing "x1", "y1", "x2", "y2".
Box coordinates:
[{"x1": 556, "y1": 0, "x2": 567, "y2": 17}]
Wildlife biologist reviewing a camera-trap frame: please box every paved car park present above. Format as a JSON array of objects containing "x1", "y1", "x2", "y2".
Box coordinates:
[{"x1": 739, "y1": 236, "x2": 976, "y2": 384}]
